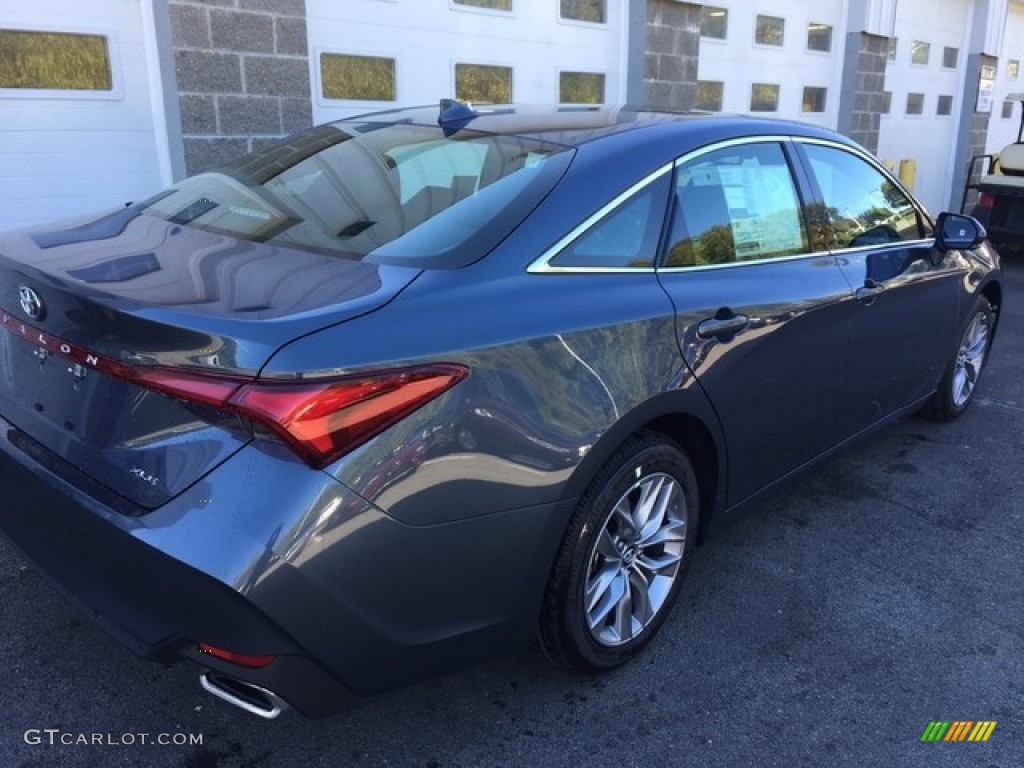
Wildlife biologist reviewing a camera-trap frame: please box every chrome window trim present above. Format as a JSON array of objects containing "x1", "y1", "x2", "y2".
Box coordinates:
[
  {"x1": 793, "y1": 136, "x2": 933, "y2": 254},
  {"x1": 658, "y1": 249, "x2": 833, "y2": 273},
  {"x1": 792, "y1": 136, "x2": 924, "y2": 211},
  {"x1": 527, "y1": 164, "x2": 672, "y2": 274},
  {"x1": 529, "y1": 135, "x2": 795, "y2": 274},
  {"x1": 529, "y1": 134, "x2": 934, "y2": 276}
]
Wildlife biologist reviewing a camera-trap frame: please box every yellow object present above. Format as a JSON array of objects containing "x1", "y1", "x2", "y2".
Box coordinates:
[{"x1": 899, "y1": 158, "x2": 917, "y2": 189}]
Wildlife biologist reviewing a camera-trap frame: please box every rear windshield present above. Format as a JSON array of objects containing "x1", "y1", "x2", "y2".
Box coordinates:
[{"x1": 138, "y1": 122, "x2": 572, "y2": 267}]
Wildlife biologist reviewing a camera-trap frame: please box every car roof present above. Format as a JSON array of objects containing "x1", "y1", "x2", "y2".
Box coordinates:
[{"x1": 338, "y1": 102, "x2": 851, "y2": 150}]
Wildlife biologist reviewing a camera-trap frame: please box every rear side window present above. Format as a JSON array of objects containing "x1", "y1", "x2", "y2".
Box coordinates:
[
  {"x1": 663, "y1": 142, "x2": 807, "y2": 267},
  {"x1": 801, "y1": 143, "x2": 923, "y2": 250},
  {"x1": 549, "y1": 172, "x2": 670, "y2": 269},
  {"x1": 138, "y1": 123, "x2": 572, "y2": 266}
]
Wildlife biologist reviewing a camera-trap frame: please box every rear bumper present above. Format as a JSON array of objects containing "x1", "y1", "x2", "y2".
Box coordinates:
[
  {"x1": 0, "y1": 417, "x2": 359, "y2": 717},
  {"x1": 0, "y1": 415, "x2": 570, "y2": 717}
]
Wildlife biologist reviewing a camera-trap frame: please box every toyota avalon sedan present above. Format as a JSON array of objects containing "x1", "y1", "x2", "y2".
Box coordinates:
[{"x1": 0, "y1": 102, "x2": 1001, "y2": 718}]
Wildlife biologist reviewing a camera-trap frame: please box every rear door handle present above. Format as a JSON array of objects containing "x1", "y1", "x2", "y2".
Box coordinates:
[
  {"x1": 697, "y1": 310, "x2": 749, "y2": 341},
  {"x1": 855, "y1": 279, "x2": 884, "y2": 304}
]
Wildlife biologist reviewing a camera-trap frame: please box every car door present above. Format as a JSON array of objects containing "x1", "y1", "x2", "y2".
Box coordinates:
[
  {"x1": 656, "y1": 138, "x2": 854, "y2": 505},
  {"x1": 794, "y1": 140, "x2": 963, "y2": 438}
]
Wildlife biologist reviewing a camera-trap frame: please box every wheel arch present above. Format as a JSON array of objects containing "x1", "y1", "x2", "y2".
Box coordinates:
[{"x1": 561, "y1": 388, "x2": 726, "y2": 543}]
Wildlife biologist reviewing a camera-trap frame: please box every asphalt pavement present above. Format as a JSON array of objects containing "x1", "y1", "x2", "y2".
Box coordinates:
[{"x1": 1, "y1": 258, "x2": 1022, "y2": 768}]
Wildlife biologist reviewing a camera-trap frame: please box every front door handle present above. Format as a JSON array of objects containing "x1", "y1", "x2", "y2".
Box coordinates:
[
  {"x1": 855, "y1": 279, "x2": 885, "y2": 304},
  {"x1": 697, "y1": 310, "x2": 750, "y2": 342}
]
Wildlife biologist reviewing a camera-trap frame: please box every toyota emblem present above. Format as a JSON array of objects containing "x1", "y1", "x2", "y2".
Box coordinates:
[{"x1": 18, "y1": 285, "x2": 45, "y2": 321}]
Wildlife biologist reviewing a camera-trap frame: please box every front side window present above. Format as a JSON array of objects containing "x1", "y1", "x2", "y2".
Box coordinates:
[
  {"x1": 801, "y1": 143, "x2": 922, "y2": 251},
  {"x1": 664, "y1": 142, "x2": 807, "y2": 267}
]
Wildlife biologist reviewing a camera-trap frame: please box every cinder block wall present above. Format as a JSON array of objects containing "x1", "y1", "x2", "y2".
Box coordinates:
[{"x1": 167, "y1": 0, "x2": 313, "y2": 174}]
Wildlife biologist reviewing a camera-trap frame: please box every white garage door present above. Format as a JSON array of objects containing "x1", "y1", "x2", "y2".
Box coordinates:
[
  {"x1": 306, "y1": 0, "x2": 625, "y2": 125},
  {"x1": 877, "y1": 0, "x2": 971, "y2": 213},
  {"x1": 0, "y1": 0, "x2": 166, "y2": 232}
]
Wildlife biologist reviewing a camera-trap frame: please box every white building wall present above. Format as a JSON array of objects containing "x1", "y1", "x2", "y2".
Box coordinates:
[
  {"x1": 0, "y1": 0, "x2": 164, "y2": 231},
  {"x1": 986, "y1": 0, "x2": 1024, "y2": 154},
  {"x1": 307, "y1": 0, "x2": 627, "y2": 125},
  {"x1": 696, "y1": 0, "x2": 845, "y2": 128},
  {"x1": 877, "y1": 0, "x2": 972, "y2": 212}
]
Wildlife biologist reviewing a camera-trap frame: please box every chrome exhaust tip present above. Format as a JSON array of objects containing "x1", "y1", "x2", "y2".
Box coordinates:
[{"x1": 200, "y1": 671, "x2": 287, "y2": 719}]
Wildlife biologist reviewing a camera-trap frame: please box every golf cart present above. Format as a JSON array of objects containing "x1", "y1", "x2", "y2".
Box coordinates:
[{"x1": 962, "y1": 92, "x2": 1024, "y2": 249}]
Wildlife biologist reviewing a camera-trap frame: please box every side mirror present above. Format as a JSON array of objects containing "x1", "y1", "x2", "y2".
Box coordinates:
[{"x1": 934, "y1": 212, "x2": 987, "y2": 251}]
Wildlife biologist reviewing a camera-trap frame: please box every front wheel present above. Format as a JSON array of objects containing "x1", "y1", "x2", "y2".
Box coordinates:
[
  {"x1": 539, "y1": 431, "x2": 699, "y2": 674},
  {"x1": 922, "y1": 295, "x2": 995, "y2": 421}
]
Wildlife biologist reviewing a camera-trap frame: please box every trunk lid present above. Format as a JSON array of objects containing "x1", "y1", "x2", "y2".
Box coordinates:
[{"x1": 0, "y1": 211, "x2": 420, "y2": 510}]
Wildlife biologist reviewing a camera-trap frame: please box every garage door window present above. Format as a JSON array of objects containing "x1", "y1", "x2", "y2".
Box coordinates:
[{"x1": 0, "y1": 28, "x2": 112, "y2": 92}]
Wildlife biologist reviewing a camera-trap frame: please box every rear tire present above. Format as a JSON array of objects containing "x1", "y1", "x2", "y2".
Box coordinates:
[
  {"x1": 922, "y1": 295, "x2": 995, "y2": 421},
  {"x1": 539, "y1": 431, "x2": 699, "y2": 674}
]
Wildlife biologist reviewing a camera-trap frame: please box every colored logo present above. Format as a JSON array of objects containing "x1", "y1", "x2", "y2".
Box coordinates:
[{"x1": 920, "y1": 721, "x2": 997, "y2": 742}]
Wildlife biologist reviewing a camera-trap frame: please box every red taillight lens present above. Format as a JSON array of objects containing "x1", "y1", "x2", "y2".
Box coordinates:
[
  {"x1": 977, "y1": 192, "x2": 995, "y2": 210},
  {"x1": 232, "y1": 365, "x2": 468, "y2": 468},
  {"x1": 198, "y1": 643, "x2": 276, "y2": 668},
  {"x1": 0, "y1": 311, "x2": 466, "y2": 469}
]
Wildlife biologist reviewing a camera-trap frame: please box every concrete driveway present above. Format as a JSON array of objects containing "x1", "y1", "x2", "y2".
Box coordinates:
[{"x1": 1, "y1": 259, "x2": 1021, "y2": 768}]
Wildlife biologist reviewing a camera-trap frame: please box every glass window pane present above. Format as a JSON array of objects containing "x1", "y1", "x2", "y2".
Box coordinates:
[
  {"x1": 551, "y1": 174, "x2": 669, "y2": 268},
  {"x1": 453, "y1": 0, "x2": 511, "y2": 9},
  {"x1": 937, "y1": 95, "x2": 953, "y2": 116},
  {"x1": 455, "y1": 63, "x2": 512, "y2": 103},
  {"x1": 803, "y1": 144, "x2": 921, "y2": 251},
  {"x1": 559, "y1": 71, "x2": 605, "y2": 104},
  {"x1": 888, "y1": 37, "x2": 898, "y2": 61},
  {"x1": 906, "y1": 92, "x2": 924, "y2": 115},
  {"x1": 807, "y1": 23, "x2": 832, "y2": 53},
  {"x1": 911, "y1": 41, "x2": 930, "y2": 65},
  {"x1": 943, "y1": 46, "x2": 959, "y2": 69},
  {"x1": 320, "y1": 53, "x2": 395, "y2": 101},
  {"x1": 560, "y1": 0, "x2": 605, "y2": 23},
  {"x1": 1009, "y1": 60, "x2": 1020, "y2": 79},
  {"x1": 1003, "y1": 100, "x2": 1015, "y2": 119},
  {"x1": 695, "y1": 81, "x2": 724, "y2": 111},
  {"x1": 665, "y1": 142, "x2": 807, "y2": 267},
  {"x1": 0, "y1": 28, "x2": 111, "y2": 90},
  {"x1": 750, "y1": 83, "x2": 780, "y2": 112},
  {"x1": 802, "y1": 86, "x2": 827, "y2": 113},
  {"x1": 880, "y1": 91, "x2": 892, "y2": 114},
  {"x1": 144, "y1": 124, "x2": 570, "y2": 265},
  {"x1": 700, "y1": 6, "x2": 728, "y2": 39},
  {"x1": 755, "y1": 15, "x2": 785, "y2": 46}
]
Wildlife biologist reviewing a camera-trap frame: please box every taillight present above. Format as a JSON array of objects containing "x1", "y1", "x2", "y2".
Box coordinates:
[
  {"x1": 138, "y1": 364, "x2": 467, "y2": 468},
  {"x1": 231, "y1": 365, "x2": 468, "y2": 468},
  {"x1": 0, "y1": 313, "x2": 465, "y2": 468},
  {"x1": 977, "y1": 192, "x2": 995, "y2": 210}
]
